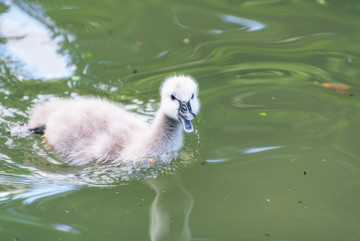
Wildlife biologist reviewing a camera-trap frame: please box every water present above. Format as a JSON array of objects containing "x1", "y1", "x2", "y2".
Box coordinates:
[{"x1": 1, "y1": 0, "x2": 360, "y2": 240}]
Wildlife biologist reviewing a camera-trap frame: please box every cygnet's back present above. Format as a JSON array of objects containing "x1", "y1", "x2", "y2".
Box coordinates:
[
  {"x1": 28, "y1": 75, "x2": 200, "y2": 165},
  {"x1": 29, "y1": 98, "x2": 148, "y2": 165}
]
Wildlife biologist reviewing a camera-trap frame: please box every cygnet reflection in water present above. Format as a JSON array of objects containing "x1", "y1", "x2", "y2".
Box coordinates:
[
  {"x1": 28, "y1": 75, "x2": 200, "y2": 165},
  {"x1": 147, "y1": 174, "x2": 193, "y2": 241}
]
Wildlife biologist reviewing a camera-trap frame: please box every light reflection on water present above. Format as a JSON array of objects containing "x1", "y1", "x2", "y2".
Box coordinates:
[
  {"x1": 172, "y1": 6, "x2": 265, "y2": 34},
  {"x1": 10, "y1": 183, "x2": 77, "y2": 205},
  {"x1": 243, "y1": 146, "x2": 283, "y2": 154},
  {"x1": 214, "y1": 14, "x2": 265, "y2": 33},
  {"x1": 0, "y1": 0, "x2": 74, "y2": 80},
  {"x1": 53, "y1": 223, "x2": 80, "y2": 234}
]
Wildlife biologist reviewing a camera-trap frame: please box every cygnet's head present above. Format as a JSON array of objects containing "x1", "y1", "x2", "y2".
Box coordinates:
[{"x1": 160, "y1": 75, "x2": 200, "y2": 132}]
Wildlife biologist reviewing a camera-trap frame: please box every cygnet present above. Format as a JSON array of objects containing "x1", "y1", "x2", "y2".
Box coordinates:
[{"x1": 28, "y1": 75, "x2": 200, "y2": 165}]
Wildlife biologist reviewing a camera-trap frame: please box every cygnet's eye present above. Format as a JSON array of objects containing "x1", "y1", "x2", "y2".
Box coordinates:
[{"x1": 171, "y1": 94, "x2": 176, "y2": 100}]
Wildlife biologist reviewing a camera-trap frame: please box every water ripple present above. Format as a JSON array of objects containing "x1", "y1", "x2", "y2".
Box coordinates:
[
  {"x1": 11, "y1": 184, "x2": 77, "y2": 205},
  {"x1": 172, "y1": 6, "x2": 265, "y2": 34}
]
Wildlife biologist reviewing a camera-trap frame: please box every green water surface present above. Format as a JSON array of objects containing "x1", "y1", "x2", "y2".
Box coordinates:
[{"x1": 1, "y1": 0, "x2": 360, "y2": 240}]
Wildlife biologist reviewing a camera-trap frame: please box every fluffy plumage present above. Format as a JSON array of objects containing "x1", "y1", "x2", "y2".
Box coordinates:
[{"x1": 28, "y1": 75, "x2": 200, "y2": 165}]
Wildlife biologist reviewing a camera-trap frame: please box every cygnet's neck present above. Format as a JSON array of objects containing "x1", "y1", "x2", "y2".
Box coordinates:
[
  {"x1": 120, "y1": 111, "x2": 183, "y2": 162},
  {"x1": 147, "y1": 112, "x2": 183, "y2": 154}
]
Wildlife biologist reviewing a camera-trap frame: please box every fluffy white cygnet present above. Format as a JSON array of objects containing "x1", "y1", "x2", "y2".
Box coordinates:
[{"x1": 28, "y1": 75, "x2": 200, "y2": 165}]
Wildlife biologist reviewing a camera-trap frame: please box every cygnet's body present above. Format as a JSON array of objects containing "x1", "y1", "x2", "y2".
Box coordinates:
[{"x1": 28, "y1": 75, "x2": 200, "y2": 165}]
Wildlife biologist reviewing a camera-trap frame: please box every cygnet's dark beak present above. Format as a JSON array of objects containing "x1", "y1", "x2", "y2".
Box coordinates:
[{"x1": 178, "y1": 100, "x2": 196, "y2": 132}]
